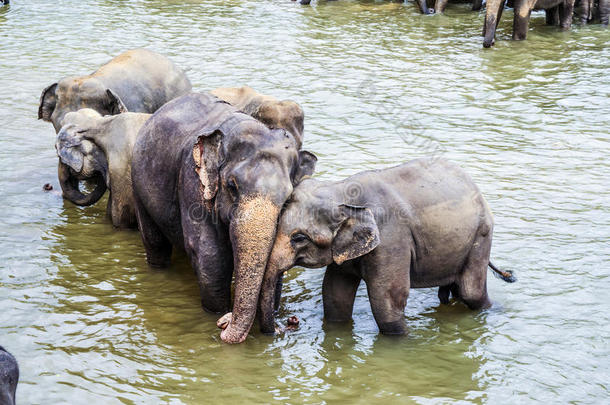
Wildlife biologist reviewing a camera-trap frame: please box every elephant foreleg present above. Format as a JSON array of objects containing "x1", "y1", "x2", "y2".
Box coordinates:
[
  {"x1": 601, "y1": 0, "x2": 610, "y2": 25},
  {"x1": 472, "y1": 0, "x2": 483, "y2": 11},
  {"x1": 513, "y1": 2, "x2": 533, "y2": 41},
  {"x1": 322, "y1": 262, "x2": 361, "y2": 323},
  {"x1": 434, "y1": 0, "x2": 450, "y2": 13},
  {"x1": 558, "y1": 0, "x2": 575, "y2": 29},
  {"x1": 546, "y1": 6, "x2": 560, "y2": 25},
  {"x1": 134, "y1": 195, "x2": 172, "y2": 267},
  {"x1": 362, "y1": 247, "x2": 410, "y2": 335}
]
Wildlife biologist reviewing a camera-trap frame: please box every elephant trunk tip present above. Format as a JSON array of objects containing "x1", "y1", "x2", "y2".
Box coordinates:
[{"x1": 489, "y1": 261, "x2": 517, "y2": 283}]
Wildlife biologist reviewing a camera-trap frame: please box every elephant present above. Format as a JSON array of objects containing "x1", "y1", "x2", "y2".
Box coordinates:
[
  {"x1": 38, "y1": 48, "x2": 191, "y2": 133},
  {"x1": 55, "y1": 109, "x2": 151, "y2": 227},
  {"x1": 0, "y1": 346, "x2": 18, "y2": 405},
  {"x1": 131, "y1": 92, "x2": 317, "y2": 344},
  {"x1": 54, "y1": 87, "x2": 306, "y2": 229},
  {"x1": 483, "y1": 0, "x2": 575, "y2": 47},
  {"x1": 210, "y1": 86, "x2": 305, "y2": 149},
  {"x1": 578, "y1": 0, "x2": 609, "y2": 24},
  {"x1": 243, "y1": 158, "x2": 515, "y2": 337}
]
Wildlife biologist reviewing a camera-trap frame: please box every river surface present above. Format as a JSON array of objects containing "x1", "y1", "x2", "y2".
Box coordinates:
[{"x1": 1, "y1": 0, "x2": 609, "y2": 403}]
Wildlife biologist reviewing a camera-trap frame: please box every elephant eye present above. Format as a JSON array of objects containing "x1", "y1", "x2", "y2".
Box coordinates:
[{"x1": 290, "y1": 232, "x2": 310, "y2": 245}]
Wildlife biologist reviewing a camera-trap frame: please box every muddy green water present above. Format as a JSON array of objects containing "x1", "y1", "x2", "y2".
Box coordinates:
[{"x1": 1, "y1": 0, "x2": 609, "y2": 403}]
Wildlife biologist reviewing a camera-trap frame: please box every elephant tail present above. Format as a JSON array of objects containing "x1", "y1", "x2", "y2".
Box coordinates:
[{"x1": 488, "y1": 261, "x2": 517, "y2": 283}]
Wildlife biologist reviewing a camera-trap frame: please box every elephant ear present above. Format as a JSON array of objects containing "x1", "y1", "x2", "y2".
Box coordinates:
[
  {"x1": 105, "y1": 89, "x2": 128, "y2": 115},
  {"x1": 38, "y1": 83, "x2": 58, "y2": 121},
  {"x1": 192, "y1": 129, "x2": 223, "y2": 201},
  {"x1": 332, "y1": 204, "x2": 380, "y2": 265},
  {"x1": 292, "y1": 150, "x2": 317, "y2": 185},
  {"x1": 56, "y1": 125, "x2": 84, "y2": 172}
]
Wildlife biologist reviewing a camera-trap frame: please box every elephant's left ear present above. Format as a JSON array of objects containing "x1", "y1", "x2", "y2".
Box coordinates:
[
  {"x1": 332, "y1": 204, "x2": 380, "y2": 265},
  {"x1": 193, "y1": 129, "x2": 223, "y2": 201},
  {"x1": 293, "y1": 150, "x2": 317, "y2": 185},
  {"x1": 105, "y1": 89, "x2": 128, "y2": 115},
  {"x1": 38, "y1": 83, "x2": 58, "y2": 121}
]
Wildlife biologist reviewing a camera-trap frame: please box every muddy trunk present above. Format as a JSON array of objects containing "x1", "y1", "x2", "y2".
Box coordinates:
[{"x1": 220, "y1": 197, "x2": 280, "y2": 344}]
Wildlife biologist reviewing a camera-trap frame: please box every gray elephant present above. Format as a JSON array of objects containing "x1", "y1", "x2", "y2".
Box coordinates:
[
  {"x1": 55, "y1": 109, "x2": 151, "y2": 227},
  {"x1": 210, "y1": 86, "x2": 305, "y2": 149},
  {"x1": 131, "y1": 92, "x2": 316, "y2": 344},
  {"x1": 483, "y1": 0, "x2": 575, "y2": 47},
  {"x1": 38, "y1": 48, "x2": 191, "y2": 132},
  {"x1": 243, "y1": 158, "x2": 515, "y2": 337},
  {"x1": 0, "y1": 346, "x2": 18, "y2": 405}
]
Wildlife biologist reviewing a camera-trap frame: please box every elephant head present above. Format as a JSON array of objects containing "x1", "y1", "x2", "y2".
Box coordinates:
[
  {"x1": 192, "y1": 116, "x2": 317, "y2": 343},
  {"x1": 55, "y1": 109, "x2": 109, "y2": 206},
  {"x1": 257, "y1": 179, "x2": 380, "y2": 334},
  {"x1": 39, "y1": 77, "x2": 127, "y2": 133},
  {"x1": 0, "y1": 346, "x2": 18, "y2": 405}
]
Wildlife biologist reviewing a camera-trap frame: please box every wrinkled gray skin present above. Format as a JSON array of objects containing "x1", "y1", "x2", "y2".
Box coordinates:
[
  {"x1": 210, "y1": 86, "x2": 305, "y2": 149},
  {"x1": 483, "y1": 0, "x2": 575, "y2": 47},
  {"x1": 131, "y1": 92, "x2": 316, "y2": 344},
  {"x1": 55, "y1": 109, "x2": 151, "y2": 228},
  {"x1": 0, "y1": 346, "x2": 18, "y2": 405},
  {"x1": 578, "y1": 0, "x2": 610, "y2": 24},
  {"x1": 254, "y1": 158, "x2": 513, "y2": 337}
]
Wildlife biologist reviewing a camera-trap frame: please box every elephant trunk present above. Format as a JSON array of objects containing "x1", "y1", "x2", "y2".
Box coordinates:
[
  {"x1": 417, "y1": 0, "x2": 433, "y2": 14},
  {"x1": 58, "y1": 161, "x2": 107, "y2": 206},
  {"x1": 220, "y1": 196, "x2": 280, "y2": 344}
]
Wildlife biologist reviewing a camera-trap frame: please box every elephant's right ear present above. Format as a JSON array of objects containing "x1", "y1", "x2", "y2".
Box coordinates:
[
  {"x1": 56, "y1": 125, "x2": 84, "y2": 172},
  {"x1": 332, "y1": 204, "x2": 380, "y2": 265},
  {"x1": 193, "y1": 129, "x2": 223, "y2": 201},
  {"x1": 38, "y1": 83, "x2": 58, "y2": 121}
]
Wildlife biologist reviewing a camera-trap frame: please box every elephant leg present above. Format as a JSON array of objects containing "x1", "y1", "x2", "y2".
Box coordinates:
[
  {"x1": 601, "y1": 0, "x2": 610, "y2": 25},
  {"x1": 472, "y1": 0, "x2": 483, "y2": 11},
  {"x1": 274, "y1": 273, "x2": 283, "y2": 312},
  {"x1": 363, "y1": 248, "x2": 410, "y2": 335},
  {"x1": 456, "y1": 231, "x2": 492, "y2": 310},
  {"x1": 435, "y1": 0, "x2": 450, "y2": 13},
  {"x1": 183, "y1": 219, "x2": 233, "y2": 314},
  {"x1": 546, "y1": 6, "x2": 560, "y2": 25},
  {"x1": 134, "y1": 195, "x2": 172, "y2": 268},
  {"x1": 513, "y1": 2, "x2": 533, "y2": 41},
  {"x1": 558, "y1": 0, "x2": 575, "y2": 30},
  {"x1": 438, "y1": 285, "x2": 451, "y2": 304},
  {"x1": 323, "y1": 262, "x2": 361, "y2": 323}
]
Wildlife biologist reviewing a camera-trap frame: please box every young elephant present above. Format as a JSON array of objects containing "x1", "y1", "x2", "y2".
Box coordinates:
[
  {"x1": 251, "y1": 158, "x2": 515, "y2": 336},
  {"x1": 38, "y1": 48, "x2": 191, "y2": 133},
  {"x1": 55, "y1": 109, "x2": 151, "y2": 228},
  {"x1": 0, "y1": 346, "x2": 18, "y2": 405},
  {"x1": 210, "y1": 86, "x2": 305, "y2": 149}
]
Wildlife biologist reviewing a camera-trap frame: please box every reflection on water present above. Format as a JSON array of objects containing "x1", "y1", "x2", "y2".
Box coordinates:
[{"x1": 0, "y1": 0, "x2": 608, "y2": 403}]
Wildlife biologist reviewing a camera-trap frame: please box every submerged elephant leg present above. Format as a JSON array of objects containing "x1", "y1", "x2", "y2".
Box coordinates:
[
  {"x1": 322, "y1": 262, "x2": 362, "y2": 323},
  {"x1": 183, "y1": 219, "x2": 233, "y2": 314},
  {"x1": 546, "y1": 6, "x2": 560, "y2": 25},
  {"x1": 274, "y1": 273, "x2": 283, "y2": 312},
  {"x1": 363, "y1": 249, "x2": 410, "y2": 335},
  {"x1": 134, "y1": 195, "x2": 172, "y2": 268},
  {"x1": 434, "y1": 0, "x2": 450, "y2": 13},
  {"x1": 456, "y1": 230, "x2": 492, "y2": 310},
  {"x1": 438, "y1": 285, "x2": 451, "y2": 304},
  {"x1": 558, "y1": 0, "x2": 575, "y2": 29},
  {"x1": 513, "y1": 4, "x2": 532, "y2": 41}
]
